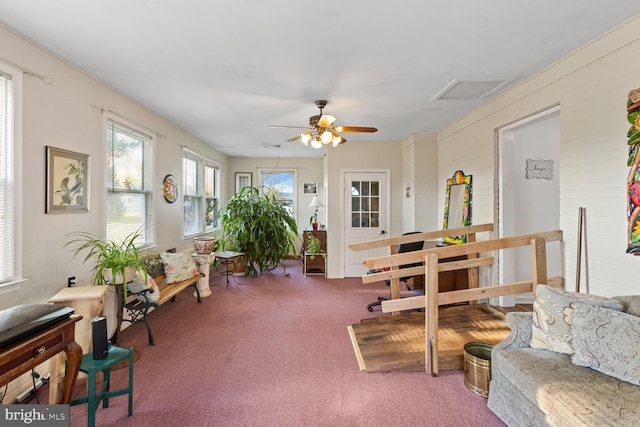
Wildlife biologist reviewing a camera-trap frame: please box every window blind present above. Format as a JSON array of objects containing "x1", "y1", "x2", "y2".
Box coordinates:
[
  {"x1": 0, "y1": 72, "x2": 13, "y2": 283},
  {"x1": 106, "y1": 119, "x2": 151, "y2": 244}
]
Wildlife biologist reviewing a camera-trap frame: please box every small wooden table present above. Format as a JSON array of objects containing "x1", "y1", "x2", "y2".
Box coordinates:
[{"x1": 0, "y1": 315, "x2": 83, "y2": 404}]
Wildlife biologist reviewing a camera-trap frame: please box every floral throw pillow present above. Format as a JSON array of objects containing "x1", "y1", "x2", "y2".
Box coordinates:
[
  {"x1": 127, "y1": 270, "x2": 160, "y2": 303},
  {"x1": 160, "y1": 252, "x2": 199, "y2": 284},
  {"x1": 530, "y1": 285, "x2": 623, "y2": 354}
]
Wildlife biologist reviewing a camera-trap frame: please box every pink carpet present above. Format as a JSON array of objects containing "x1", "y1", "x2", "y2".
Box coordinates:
[{"x1": 67, "y1": 259, "x2": 505, "y2": 426}]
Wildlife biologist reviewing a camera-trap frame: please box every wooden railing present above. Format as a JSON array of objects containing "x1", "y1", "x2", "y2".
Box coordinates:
[
  {"x1": 349, "y1": 224, "x2": 494, "y2": 306},
  {"x1": 375, "y1": 230, "x2": 564, "y2": 376}
]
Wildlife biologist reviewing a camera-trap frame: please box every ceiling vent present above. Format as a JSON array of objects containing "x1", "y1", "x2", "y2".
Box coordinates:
[
  {"x1": 432, "y1": 78, "x2": 511, "y2": 101},
  {"x1": 262, "y1": 143, "x2": 282, "y2": 149}
]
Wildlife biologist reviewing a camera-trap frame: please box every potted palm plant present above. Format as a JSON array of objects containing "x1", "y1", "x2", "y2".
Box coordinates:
[{"x1": 219, "y1": 186, "x2": 298, "y2": 277}]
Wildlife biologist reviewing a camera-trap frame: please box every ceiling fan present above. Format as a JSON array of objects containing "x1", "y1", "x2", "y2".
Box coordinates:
[{"x1": 268, "y1": 100, "x2": 377, "y2": 149}]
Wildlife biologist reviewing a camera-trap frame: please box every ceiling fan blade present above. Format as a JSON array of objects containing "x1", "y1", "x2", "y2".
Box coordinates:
[
  {"x1": 267, "y1": 125, "x2": 309, "y2": 129},
  {"x1": 334, "y1": 126, "x2": 378, "y2": 133},
  {"x1": 317, "y1": 114, "x2": 336, "y2": 127},
  {"x1": 286, "y1": 135, "x2": 302, "y2": 142}
]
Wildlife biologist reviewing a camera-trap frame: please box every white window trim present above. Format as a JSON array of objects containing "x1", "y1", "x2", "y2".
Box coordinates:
[
  {"x1": 0, "y1": 61, "x2": 23, "y2": 288},
  {"x1": 102, "y1": 112, "x2": 156, "y2": 245},
  {"x1": 259, "y1": 168, "x2": 297, "y2": 218},
  {"x1": 182, "y1": 148, "x2": 220, "y2": 239}
]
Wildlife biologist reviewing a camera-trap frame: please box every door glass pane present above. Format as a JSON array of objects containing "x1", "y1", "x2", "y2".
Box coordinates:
[
  {"x1": 351, "y1": 213, "x2": 360, "y2": 228},
  {"x1": 371, "y1": 196, "x2": 379, "y2": 211},
  {"x1": 351, "y1": 197, "x2": 360, "y2": 211},
  {"x1": 371, "y1": 213, "x2": 379, "y2": 228},
  {"x1": 361, "y1": 197, "x2": 369, "y2": 211},
  {"x1": 350, "y1": 179, "x2": 383, "y2": 229},
  {"x1": 371, "y1": 181, "x2": 379, "y2": 196}
]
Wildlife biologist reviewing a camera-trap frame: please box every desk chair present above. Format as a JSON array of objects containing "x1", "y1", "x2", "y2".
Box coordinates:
[
  {"x1": 367, "y1": 231, "x2": 424, "y2": 312},
  {"x1": 70, "y1": 344, "x2": 134, "y2": 427}
]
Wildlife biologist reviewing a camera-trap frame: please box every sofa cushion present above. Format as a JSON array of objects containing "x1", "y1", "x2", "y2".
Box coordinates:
[
  {"x1": 614, "y1": 295, "x2": 640, "y2": 316},
  {"x1": 493, "y1": 346, "x2": 640, "y2": 425},
  {"x1": 127, "y1": 270, "x2": 160, "y2": 303},
  {"x1": 572, "y1": 302, "x2": 640, "y2": 386},
  {"x1": 530, "y1": 285, "x2": 623, "y2": 354}
]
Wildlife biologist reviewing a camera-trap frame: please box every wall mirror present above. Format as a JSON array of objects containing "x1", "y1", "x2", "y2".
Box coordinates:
[{"x1": 442, "y1": 170, "x2": 472, "y2": 244}]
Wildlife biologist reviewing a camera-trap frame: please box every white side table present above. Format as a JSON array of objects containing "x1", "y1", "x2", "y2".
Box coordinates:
[
  {"x1": 48, "y1": 285, "x2": 110, "y2": 403},
  {"x1": 191, "y1": 252, "x2": 214, "y2": 298}
]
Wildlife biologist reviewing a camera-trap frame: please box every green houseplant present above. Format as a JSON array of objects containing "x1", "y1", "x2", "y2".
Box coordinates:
[
  {"x1": 65, "y1": 228, "x2": 151, "y2": 298},
  {"x1": 306, "y1": 234, "x2": 326, "y2": 260},
  {"x1": 219, "y1": 186, "x2": 298, "y2": 277}
]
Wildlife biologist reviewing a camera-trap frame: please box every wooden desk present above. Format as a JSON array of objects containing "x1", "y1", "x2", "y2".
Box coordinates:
[{"x1": 0, "y1": 315, "x2": 83, "y2": 404}]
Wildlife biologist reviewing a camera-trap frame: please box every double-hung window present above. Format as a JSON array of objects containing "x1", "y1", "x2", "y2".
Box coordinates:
[
  {"x1": 106, "y1": 117, "x2": 153, "y2": 244},
  {"x1": 260, "y1": 169, "x2": 296, "y2": 217},
  {"x1": 0, "y1": 63, "x2": 22, "y2": 285},
  {"x1": 183, "y1": 149, "x2": 219, "y2": 237}
]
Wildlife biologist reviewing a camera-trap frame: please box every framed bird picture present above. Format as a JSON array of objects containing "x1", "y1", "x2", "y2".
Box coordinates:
[{"x1": 46, "y1": 146, "x2": 90, "y2": 213}]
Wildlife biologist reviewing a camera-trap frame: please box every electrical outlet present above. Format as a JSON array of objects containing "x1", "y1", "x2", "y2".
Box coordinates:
[{"x1": 67, "y1": 276, "x2": 76, "y2": 287}]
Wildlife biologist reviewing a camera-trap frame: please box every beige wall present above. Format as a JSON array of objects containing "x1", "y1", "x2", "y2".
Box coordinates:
[
  {"x1": 437, "y1": 15, "x2": 640, "y2": 297},
  {"x1": 324, "y1": 141, "x2": 404, "y2": 278},
  {"x1": 0, "y1": 26, "x2": 228, "y2": 309},
  {"x1": 227, "y1": 156, "x2": 325, "y2": 251}
]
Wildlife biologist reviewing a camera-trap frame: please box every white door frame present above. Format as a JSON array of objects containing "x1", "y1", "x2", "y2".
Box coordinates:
[
  {"x1": 497, "y1": 105, "x2": 561, "y2": 305},
  {"x1": 340, "y1": 169, "x2": 391, "y2": 278}
]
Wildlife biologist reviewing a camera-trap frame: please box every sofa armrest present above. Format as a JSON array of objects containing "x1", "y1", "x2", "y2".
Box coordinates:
[{"x1": 494, "y1": 312, "x2": 533, "y2": 350}]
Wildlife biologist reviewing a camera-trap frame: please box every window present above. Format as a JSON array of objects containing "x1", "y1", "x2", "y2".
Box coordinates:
[
  {"x1": 260, "y1": 169, "x2": 296, "y2": 217},
  {"x1": 106, "y1": 117, "x2": 153, "y2": 244},
  {"x1": 351, "y1": 180, "x2": 380, "y2": 228},
  {"x1": 0, "y1": 63, "x2": 22, "y2": 285},
  {"x1": 183, "y1": 149, "x2": 219, "y2": 237}
]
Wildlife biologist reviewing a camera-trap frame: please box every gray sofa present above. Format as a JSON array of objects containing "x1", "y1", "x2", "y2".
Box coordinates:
[{"x1": 487, "y1": 296, "x2": 640, "y2": 426}]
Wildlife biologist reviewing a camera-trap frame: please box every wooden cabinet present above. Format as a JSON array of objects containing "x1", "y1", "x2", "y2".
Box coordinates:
[{"x1": 303, "y1": 230, "x2": 326, "y2": 276}]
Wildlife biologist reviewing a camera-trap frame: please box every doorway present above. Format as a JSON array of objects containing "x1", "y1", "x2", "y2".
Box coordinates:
[
  {"x1": 343, "y1": 171, "x2": 389, "y2": 277},
  {"x1": 498, "y1": 106, "x2": 562, "y2": 305}
]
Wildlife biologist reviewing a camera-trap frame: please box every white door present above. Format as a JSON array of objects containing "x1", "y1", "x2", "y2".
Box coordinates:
[
  {"x1": 498, "y1": 107, "x2": 561, "y2": 305},
  {"x1": 344, "y1": 171, "x2": 389, "y2": 277}
]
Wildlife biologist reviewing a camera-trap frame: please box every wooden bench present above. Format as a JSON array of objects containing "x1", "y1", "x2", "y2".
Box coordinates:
[{"x1": 118, "y1": 256, "x2": 204, "y2": 346}]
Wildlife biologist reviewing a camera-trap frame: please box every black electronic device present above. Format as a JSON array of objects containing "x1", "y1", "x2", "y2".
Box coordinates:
[
  {"x1": 0, "y1": 304, "x2": 74, "y2": 349},
  {"x1": 91, "y1": 316, "x2": 108, "y2": 360}
]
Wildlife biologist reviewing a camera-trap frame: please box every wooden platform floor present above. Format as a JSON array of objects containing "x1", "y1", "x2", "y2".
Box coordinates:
[{"x1": 348, "y1": 304, "x2": 530, "y2": 373}]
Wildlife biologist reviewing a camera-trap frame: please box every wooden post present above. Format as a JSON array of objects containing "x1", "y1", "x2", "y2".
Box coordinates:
[
  {"x1": 424, "y1": 253, "x2": 439, "y2": 376},
  {"x1": 466, "y1": 231, "x2": 479, "y2": 303},
  {"x1": 531, "y1": 238, "x2": 548, "y2": 299},
  {"x1": 389, "y1": 244, "x2": 401, "y2": 315}
]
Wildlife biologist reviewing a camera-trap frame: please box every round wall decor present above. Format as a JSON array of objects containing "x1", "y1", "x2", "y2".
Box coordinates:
[{"x1": 163, "y1": 174, "x2": 178, "y2": 203}]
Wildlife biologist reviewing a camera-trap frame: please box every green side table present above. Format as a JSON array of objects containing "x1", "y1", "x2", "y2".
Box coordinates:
[{"x1": 69, "y1": 344, "x2": 134, "y2": 427}]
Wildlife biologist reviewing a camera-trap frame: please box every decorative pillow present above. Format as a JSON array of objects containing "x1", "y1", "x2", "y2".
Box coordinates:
[
  {"x1": 160, "y1": 252, "x2": 199, "y2": 284},
  {"x1": 571, "y1": 301, "x2": 640, "y2": 386},
  {"x1": 614, "y1": 295, "x2": 640, "y2": 317},
  {"x1": 530, "y1": 285, "x2": 623, "y2": 354},
  {"x1": 127, "y1": 270, "x2": 160, "y2": 303}
]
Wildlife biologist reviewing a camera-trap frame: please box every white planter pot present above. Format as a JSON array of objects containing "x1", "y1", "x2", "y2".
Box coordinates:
[{"x1": 103, "y1": 267, "x2": 137, "y2": 284}]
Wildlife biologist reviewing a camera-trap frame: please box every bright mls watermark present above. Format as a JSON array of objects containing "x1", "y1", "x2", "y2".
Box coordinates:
[{"x1": 1, "y1": 405, "x2": 69, "y2": 426}]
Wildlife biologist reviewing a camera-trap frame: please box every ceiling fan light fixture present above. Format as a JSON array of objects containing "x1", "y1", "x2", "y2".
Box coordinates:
[
  {"x1": 310, "y1": 138, "x2": 323, "y2": 149},
  {"x1": 331, "y1": 133, "x2": 342, "y2": 146},
  {"x1": 320, "y1": 130, "x2": 333, "y2": 144},
  {"x1": 301, "y1": 132, "x2": 312, "y2": 144}
]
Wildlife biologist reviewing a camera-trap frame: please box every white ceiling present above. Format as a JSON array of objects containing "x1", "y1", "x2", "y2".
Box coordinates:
[{"x1": 1, "y1": 1, "x2": 640, "y2": 158}]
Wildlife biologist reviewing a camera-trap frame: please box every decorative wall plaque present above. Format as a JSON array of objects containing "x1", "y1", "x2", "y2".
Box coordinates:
[{"x1": 525, "y1": 157, "x2": 553, "y2": 179}]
